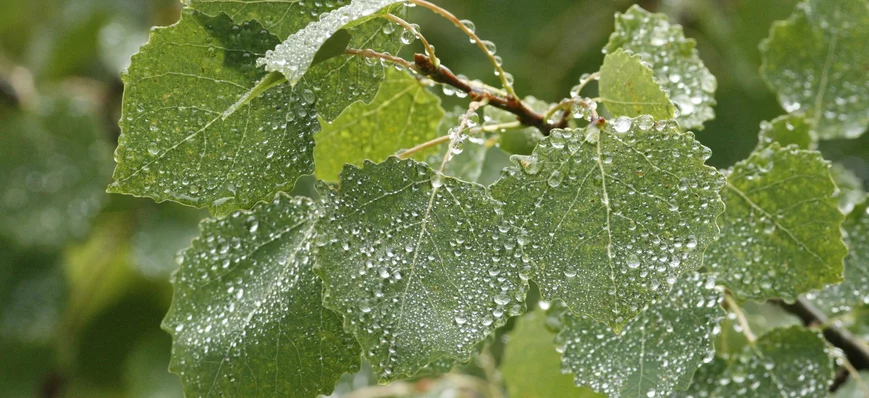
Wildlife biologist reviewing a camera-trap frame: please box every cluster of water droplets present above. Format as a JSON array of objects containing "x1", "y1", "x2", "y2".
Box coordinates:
[
  {"x1": 705, "y1": 143, "x2": 844, "y2": 301},
  {"x1": 316, "y1": 157, "x2": 527, "y2": 380},
  {"x1": 259, "y1": 0, "x2": 406, "y2": 83},
  {"x1": 492, "y1": 116, "x2": 724, "y2": 329},
  {"x1": 554, "y1": 272, "x2": 723, "y2": 397},
  {"x1": 165, "y1": 195, "x2": 358, "y2": 395},
  {"x1": 605, "y1": 5, "x2": 717, "y2": 129}
]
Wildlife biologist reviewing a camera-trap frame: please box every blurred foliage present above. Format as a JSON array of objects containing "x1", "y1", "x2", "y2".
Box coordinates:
[{"x1": 1, "y1": 0, "x2": 867, "y2": 397}]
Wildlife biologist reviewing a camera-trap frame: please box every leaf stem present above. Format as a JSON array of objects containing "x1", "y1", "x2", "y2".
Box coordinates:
[
  {"x1": 409, "y1": 0, "x2": 517, "y2": 97},
  {"x1": 343, "y1": 48, "x2": 415, "y2": 70},
  {"x1": 398, "y1": 121, "x2": 521, "y2": 159},
  {"x1": 723, "y1": 292, "x2": 757, "y2": 343},
  {"x1": 384, "y1": 13, "x2": 439, "y2": 68}
]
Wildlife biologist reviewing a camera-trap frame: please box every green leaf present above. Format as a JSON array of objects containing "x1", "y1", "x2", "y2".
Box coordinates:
[
  {"x1": 0, "y1": 96, "x2": 112, "y2": 248},
  {"x1": 808, "y1": 197, "x2": 869, "y2": 315},
  {"x1": 123, "y1": 331, "x2": 183, "y2": 398},
  {"x1": 605, "y1": 5, "x2": 717, "y2": 130},
  {"x1": 698, "y1": 327, "x2": 833, "y2": 397},
  {"x1": 706, "y1": 143, "x2": 847, "y2": 301},
  {"x1": 186, "y1": 0, "x2": 347, "y2": 40},
  {"x1": 258, "y1": 0, "x2": 405, "y2": 85},
  {"x1": 315, "y1": 68, "x2": 444, "y2": 181},
  {"x1": 311, "y1": 29, "x2": 352, "y2": 66},
  {"x1": 428, "y1": 106, "x2": 490, "y2": 183},
  {"x1": 670, "y1": 357, "x2": 729, "y2": 398},
  {"x1": 760, "y1": 0, "x2": 869, "y2": 139},
  {"x1": 756, "y1": 113, "x2": 813, "y2": 150},
  {"x1": 831, "y1": 164, "x2": 866, "y2": 214},
  {"x1": 490, "y1": 118, "x2": 724, "y2": 332},
  {"x1": 714, "y1": 300, "x2": 800, "y2": 358},
  {"x1": 316, "y1": 157, "x2": 527, "y2": 381},
  {"x1": 501, "y1": 309, "x2": 604, "y2": 398},
  {"x1": 556, "y1": 272, "x2": 723, "y2": 398},
  {"x1": 304, "y1": 17, "x2": 406, "y2": 122},
  {"x1": 130, "y1": 203, "x2": 206, "y2": 281},
  {"x1": 599, "y1": 48, "x2": 675, "y2": 120},
  {"x1": 162, "y1": 194, "x2": 359, "y2": 397},
  {"x1": 108, "y1": 10, "x2": 318, "y2": 216}
]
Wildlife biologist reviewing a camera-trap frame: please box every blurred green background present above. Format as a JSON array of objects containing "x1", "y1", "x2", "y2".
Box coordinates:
[{"x1": 1, "y1": 0, "x2": 867, "y2": 397}]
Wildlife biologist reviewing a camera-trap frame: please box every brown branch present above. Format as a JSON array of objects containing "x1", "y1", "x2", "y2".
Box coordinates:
[
  {"x1": 413, "y1": 54, "x2": 566, "y2": 136},
  {"x1": 773, "y1": 297, "x2": 869, "y2": 391}
]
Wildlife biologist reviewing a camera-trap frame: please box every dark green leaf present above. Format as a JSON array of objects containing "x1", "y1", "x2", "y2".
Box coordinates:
[
  {"x1": 163, "y1": 194, "x2": 359, "y2": 397},
  {"x1": 316, "y1": 157, "x2": 527, "y2": 381},
  {"x1": 490, "y1": 118, "x2": 724, "y2": 332},
  {"x1": 187, "y1": 0, "x2": 347, "y2": 40},
  {"x1": 706, "y1": 143, "x2": 847, "y2": 301},
  {"x1": 311, "y1": 29, "x2": 352, "y2": 66},
  {"x1": 108, "y1": 10, "x2": 318, "y2": 216}
]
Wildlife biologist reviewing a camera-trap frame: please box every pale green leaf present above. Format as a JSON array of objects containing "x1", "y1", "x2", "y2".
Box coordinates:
[
  {"x1": 756, "y1": 113, "x2": 814, "y2": 151},
  {"x1": 186, "y1": 0, "x2": 348, "y2": 39},
  {"x1": 501, "y1": 309, "x2": 604, "y2": 398},
  {"x1": 490, "y1": 118, "x2": 724, "y2": 332},
  {"x1": 315, "y1": 68, "x2": 444, "y2": 181},
  {"x1": 130, "y1": 203, "x2": 206, "y2": 280},
  {"x1": 706, "y1": 143, "x2": 847, "y2": 301},
  {"x1": 162, "y1": 194, "x2": 359, "y2": 397},
  {"x1": 599, "y1": 48, "x2": 675, "y2": 120},
  {"x1": 760, "y1": 0, "x2": 869, "y2": 139},
  {"x1": 259, "y1": 0, "x2": 405, "y2": 85},
  {"x1": 807, "y1": 197, "x2": 869, "y2": 315},
  {"x1": 315, "y1": 157, "x2": 527, "y2": 381},
  {"x1": 714, "y1": 300, "x2": 800, "y2": 358},
  {"x1": 556, "y1": 272, "x2": 723, "y2": 398},
  {"x1": 605, "y1": 5, "x2": 717, "y2": 130},
  {"x1": 0, "y1": 96, "x2": 112, "y2": 247},
  {"x1": 108, "y1": 10, "x2": 319, "y2": 216},
  {"x1": 488, "y1": 96, "x2": 549, "y2": 156},
  {"x1": 831, "y1": 163, "x2": 865, "y2": 214},
  {"x1": 833, "y1": 371, "x2": 869, "y2": 398},
  {"x1": 703, "y1": 327, "x2": 833, "y2": 397}
]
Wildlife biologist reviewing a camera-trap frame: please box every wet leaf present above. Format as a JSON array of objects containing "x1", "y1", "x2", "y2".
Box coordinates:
[
  {"x1": 556, "y1": 272, "x2": 723, "y2": 398},
  {"x1": 756, "y1": 113, "x2": 814, "y2": 151},
  {"x1": 501, "y1": 309, "x2": 604, "y2": 398},
  {"x1": 807, "y1": 197, "x2": 869, "y2": 315},
  {"x1": 760, "y1": 0, "x2": 869, "y2": 139},
  {"x1": 315, "y1": 68, "x2": 444, "y2": 181},
  {"x1": 605, "y1": 5, "x2": 717, "y2": 130},
  {"x1": 108, "y1": 11, "x2": 318, "y2": 216},
  {"x1": 187, "y1": 0, "x2": 348, "y2": 40},
  {"x1": 316, "y1": 157, "x2": 526, "y2": 381},
  {"x1": 599, "y1": 48, "x2": 675, "y2": 120},
  {"x1": 706, "y1": 143, "x2": 847, "y2": 301},
  {"x1": 491, "y1": 117, "x2": 724, "y2": 332},
  {"x1": 162, "y1": 194, "x2": 359, "y2": 397}
]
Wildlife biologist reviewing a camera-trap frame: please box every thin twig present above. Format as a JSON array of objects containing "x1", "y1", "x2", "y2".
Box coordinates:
[
  {"x1": 439, "y1": 99, "x2": 488, "y2": 171},
  {"x1": 409, "y1": 0, "x2": 517, "y2": 97},
  {"x1": 384, "y1": 13, "x2": 439, "y2": 67},
  {"x1": 724, "y1": 293, "x2": 757, "y2": 343},
  {"x1": 343, "y1": 48, "x2": 415, "y2": 70}
]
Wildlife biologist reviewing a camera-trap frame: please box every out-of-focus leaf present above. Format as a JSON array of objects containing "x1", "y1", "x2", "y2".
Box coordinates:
[
  {"x1": 501, "y1": 309, "x2": 604, "y2": 398},
  {"x1": 123, "y1": 331, "x2": 183, "y2": 398},
  {"x1": 130, "y1": 203, "x2": 205, "y2": 281},
  {"x1": 760, "y1": 0, "x2": 869, "y2": 139},
  {"x1": 0, "y1": 96, "x2": 112, "y2": 248}
]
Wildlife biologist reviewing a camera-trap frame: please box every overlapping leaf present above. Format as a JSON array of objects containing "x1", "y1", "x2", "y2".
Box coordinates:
[
  {"x1": 808, "y1": 198, "x2": 869, "y2": 315},
  {"x1": 599, "y1": 48, "x2": 675, "y2": 120},
  {"x1": 675, "y1": 327, "x2": 834, "y2": 397},
  {"x1": 756, "y1": 113, "x2": 813, "y2": 150},
  {"x1": 315, "y1": 68, "x2": 444, "y2": 181},
  {"x1": 186, "y1": 0, "x2": 349, "y2": 39},
  {"x1": 706, "y1": 143, "x2": 846, "y2": 301},
  {"x1": 0, "y1": 96, "x2": 112, "y2": 248},
  {"x1": 259, "y1": 0, "x2": 405, "y2": 85},
  {"x1": 109, "y1": 10, "x2": 319, "y2": 216},
  {"x1": 428, "y1": 106, "x2": 490, "y2": 183},
  {"x1": 491, "y1": 118, "x2": 724, "y2": 332},
  {"x1": 501, "y1": 309, "x2": 604, "y2": 398},
  {"x1": 760, "y1": 0, "x2": 869, "y2": 139},
  {"x1": 316, "y1": 157, "x2": 527, "y2": 381},
  {"x1": 605, "y1": 5, "x2": 717, "y2": 130},
  {"x1": 162, "y1": 194, "x2": 359, "y2": 397},
  {"x1": 556, "y1": 272, "x2": 723, "y2": 398}
]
